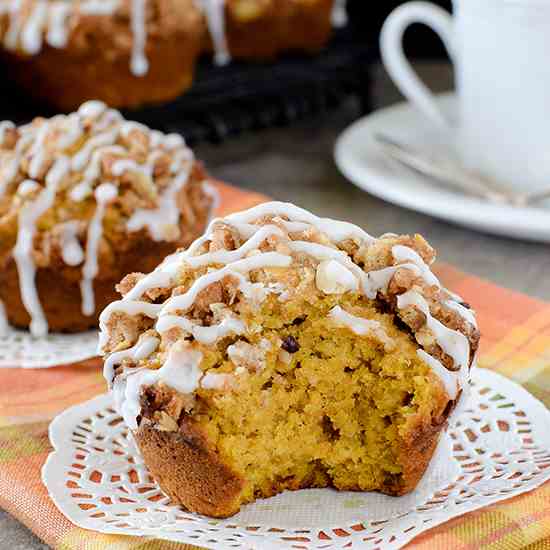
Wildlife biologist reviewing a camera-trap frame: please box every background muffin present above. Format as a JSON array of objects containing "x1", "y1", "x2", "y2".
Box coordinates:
[
  {"x1": 0, "y1": 100, "x2": 215, "y2": 335},
  {"x1": 0, "y1": 0, "x2": 336, "y2": 110},
  {"x1": 100, "y1": 201, "x2": 479, "y2": 518},
  {"x1": 0, "y1": 0, "x2": 205, "y2": 111},
  {"x1": 207, "y1": 0, "x2": 334, "y2": 62}
]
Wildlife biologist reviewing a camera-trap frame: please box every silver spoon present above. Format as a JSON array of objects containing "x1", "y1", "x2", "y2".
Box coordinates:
[{"x1": 374, "y1": 133, "x2": 550, "y2": 207}]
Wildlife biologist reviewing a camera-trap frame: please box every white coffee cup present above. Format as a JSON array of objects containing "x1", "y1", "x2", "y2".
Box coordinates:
[{"x1": 380, "y1": 0, "x2": 550, "y2": 192}]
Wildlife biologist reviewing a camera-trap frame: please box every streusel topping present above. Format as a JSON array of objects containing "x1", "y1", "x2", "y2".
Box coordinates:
[{"x1": 99, "y1": 202, "x2": 479, "y2": 430}]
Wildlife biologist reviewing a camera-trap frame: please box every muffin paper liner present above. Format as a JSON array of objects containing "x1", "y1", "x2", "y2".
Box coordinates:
[
  {"x1": 0, "y1": 327, "x2": 98, "y2": 368},
  {"x1": 42, "y1": 368, "x2": 550, "y2": 549}
]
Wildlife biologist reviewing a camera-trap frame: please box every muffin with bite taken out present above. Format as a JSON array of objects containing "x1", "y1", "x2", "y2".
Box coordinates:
[{"x1": 100, "y1": 201, "x2": 479, "y2": 518}]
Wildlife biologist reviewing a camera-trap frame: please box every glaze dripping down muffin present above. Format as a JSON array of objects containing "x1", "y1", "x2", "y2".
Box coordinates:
[
  {"x1": 100, "y1": 202, "x2": 479, "y2": 518},
  {"x1": 0, "y1": 100, "x2": 215, "y2": 335}
]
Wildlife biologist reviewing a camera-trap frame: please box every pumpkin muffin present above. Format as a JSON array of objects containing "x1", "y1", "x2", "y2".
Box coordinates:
[
  {"x1": 0, "y1": 100, "x2": 215, "y2": 336},
  {"x1": 100, "y1": 202, "x2": 479, "y2": 518},
  {"x1": 0, "y1": 0, "x2": 338, "y2": 110}
]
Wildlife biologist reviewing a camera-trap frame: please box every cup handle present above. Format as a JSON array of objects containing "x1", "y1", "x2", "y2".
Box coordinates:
[{"x1": 380, "y1": 1, "x2": 455, "y2": 129}]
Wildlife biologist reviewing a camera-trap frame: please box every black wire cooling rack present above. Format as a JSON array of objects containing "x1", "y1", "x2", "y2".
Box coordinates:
[{"x1": 0, "y1": 0, "x2": 379, "y2": 144}]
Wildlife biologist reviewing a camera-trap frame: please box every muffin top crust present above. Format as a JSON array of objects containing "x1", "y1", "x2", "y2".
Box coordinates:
[
  {"x1": 0, "y1": 100, "x2": 214, "y2": 336},
  {"x1": 100, "y1": 201, "x2": 480, "y2": 429}
]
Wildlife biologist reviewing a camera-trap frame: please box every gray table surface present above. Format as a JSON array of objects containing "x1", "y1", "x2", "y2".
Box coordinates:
[{"x1": 2, "y1": 61, "x2": 549, "y2": 549}]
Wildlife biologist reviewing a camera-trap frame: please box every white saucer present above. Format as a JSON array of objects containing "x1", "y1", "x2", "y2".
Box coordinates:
[{"x1": 334, "y1": 93, "x2": 550, "y2": 242}]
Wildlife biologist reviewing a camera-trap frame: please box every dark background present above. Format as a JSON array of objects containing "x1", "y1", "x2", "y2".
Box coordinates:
[{"x1": 363, "y1": 0, "x2": 451, "y2": 57}]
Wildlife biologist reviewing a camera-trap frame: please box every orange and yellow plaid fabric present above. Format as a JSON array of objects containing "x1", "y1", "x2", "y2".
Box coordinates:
[{"x1": 1, "y1": 183, "x2": 549, "y2": 549}]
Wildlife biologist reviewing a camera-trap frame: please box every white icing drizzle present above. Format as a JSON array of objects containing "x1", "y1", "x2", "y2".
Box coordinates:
[
  {"x1": 78, "y1": 99, "x2": 108, "y2": 120},
  {"x1": 114, "y1": 343, "x2": 203, "y2": 429},
  {"x1": 79, "y1": 0, "x2": 120, "y2": 16},
  {"x1": 46, "y1": 2, "x2": 71, "y2": 48},
  {"x1": 197, "y1": 0, "x2": 230, "y2": 66},
  {"x1": 163, "y1": 133, "x2": 185, "y2": 150},
  {"x1": 185, "y1": 224, "x2": 284, "y2": 268},
  {"x1": 156, "y1": 314, "x2": 246, "y2": 345},
  {"x1": 13, "y1": 158, "x2": 68, "y2": 337},
  {"x1": 100, "y1": 301, "x2": 162, "y2": 331},
  {"x1": 114, "y1": 368, "x2": 159, "y2": 430},
  {"x1": 331, "y1": 0, "x2": 348, "y2": 27},
  {"x1": 17, "y1": 179, "x2": 40, "y2": 196},
  {"x1": 226, "y1": 202, "x2": 375, "y2": 244},
  {"x1": 315, "y1": 259, "x2": 358, "y2": 295},
  {"x1": 56, "y1": 114, "x2": 83, "y2": 150},
  {"x1": 159, "y1": 253, "x2": 292, "y2": 316},
  {"x1": 0, "y1": 159, "x2": 17, "y2": 197},
  {"x1": 20, "y1": 0, "x2": 48, "y2": 54},
  {"x1": 0, "y1": 120, "x2": 15, "y2": 145},
  {"x1": 149, "y1": 130, "x2": 163, "y2": 148},
  {"x1": 82, "y1": 145, "x2": 125, "y2": 188},
  {"x1": 129, "y1": 0, "x2": 148, "y2": 76},
  {"x1": 69, "y1": 181, "x2": 93, "y2": 202},
  {"x1": 392, "y1": 245, "x2": 440, "y2": 289},
  {"x1": 120, "y1": 121, "x2": 148, "y2": 137},
  {"x1": 27, "y1": 119, "x2": 52, "y2": 179},
  {"x1": 80, "y1": 183, "x2": 118, "y2": 316},
  {"x1": 445, "y1": 299, "x2": 478, "y2": 329},
  {"x1": 366, "y1": 264, "x2": 420, "y2": 296},
  {"x1": 328, "y1": 306, "x2": 394, "y2": 351},
  {"x1": 71, "y1": 129, "x2": 118, "y2": 171},
  {"x1": 0, "y1": 131, "x2": 34, "y2": 197},
  {"x1": 3, "y1": 102, "x2": 210, "y2": 337},
  {"x1": 111, "y1": 158, "x2": 152, "y2": 178},
  {"x1": 3, "y1": 0, "x2": 24, "y2": 50},
  {"x1": 126, "y1": 167, "x2": 191, "y2": 241},
  {"x1": 397, "y1": 290, "x2": 470, "y2": 372},
  {"x1": 124, "y1": 271, "x2": 174, "y2": 302},
  {"x1": 417, "y1": 349, "x2": 459, "y2": 400},
  {"x1": 289, "y1": 240, "x2": 423, "y2": 300},
  {"x1": 100, "y1": 225, "x2": 284, "y2": 343},
  {"x1": 104, "y1": 334, "x2": 159, "y2": 386},
  {"x1": 59, "y1": 221, "x2": 84, "y2": 266}
]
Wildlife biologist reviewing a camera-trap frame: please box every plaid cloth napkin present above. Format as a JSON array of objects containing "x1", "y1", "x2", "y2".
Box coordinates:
[{"x1": 0, "y1": 182, "x2": 549, "y2": 550}]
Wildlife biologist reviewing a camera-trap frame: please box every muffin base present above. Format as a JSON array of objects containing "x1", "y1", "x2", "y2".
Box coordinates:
[{"x1": 134, "y1": 409, "x2": 447, "y2": 518}]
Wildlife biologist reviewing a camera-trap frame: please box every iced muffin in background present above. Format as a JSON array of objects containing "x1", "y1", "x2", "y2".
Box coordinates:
[{"x1": 0, "y1": 101, "x2": 216, "y2": 335}]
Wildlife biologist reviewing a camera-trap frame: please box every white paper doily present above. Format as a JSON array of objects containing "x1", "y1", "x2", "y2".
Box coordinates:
[
  {"x1": 0, "y1": 326, "x2": 98, "y2": 368},
  {"x1": 43, "y1": 368, "x2": 550, "y2": 549}
]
